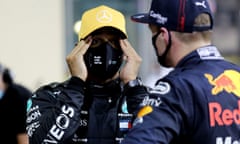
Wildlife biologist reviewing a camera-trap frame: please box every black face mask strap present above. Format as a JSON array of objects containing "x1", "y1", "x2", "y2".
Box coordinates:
[
  {"x1": 158, "y1": 29, "x2": 172, "y2": 66},
  {"x1": 152, "y1": 31, "x2": 161, "y2": 49}
]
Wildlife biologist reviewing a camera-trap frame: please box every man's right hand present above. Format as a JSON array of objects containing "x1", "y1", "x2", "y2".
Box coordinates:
[{"x1": 66, "y1": 37, "x2": 92, "y2": 81}]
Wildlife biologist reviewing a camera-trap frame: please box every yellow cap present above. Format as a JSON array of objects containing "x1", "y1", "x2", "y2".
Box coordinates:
[{"x1": 78, "y1": 5, "x2": 127, "y2": 40}]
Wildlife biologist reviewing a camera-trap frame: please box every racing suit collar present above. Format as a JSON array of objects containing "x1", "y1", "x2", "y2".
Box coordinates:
[
  {"x1": 86, "y1": 77, "x2": 122, "y2": 98},
  {"x1": 175, "y1": 45, "x2": 223, "y2": 68}
]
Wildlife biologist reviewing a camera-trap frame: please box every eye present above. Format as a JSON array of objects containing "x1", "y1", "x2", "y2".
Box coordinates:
[{"x1": 91, "y1": 38, "x2": 103, "y2": 48}]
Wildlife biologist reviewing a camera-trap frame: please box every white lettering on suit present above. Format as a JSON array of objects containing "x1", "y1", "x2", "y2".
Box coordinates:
[{"x1": 43, "y1": 105, "x2": 75, "y2": 143}]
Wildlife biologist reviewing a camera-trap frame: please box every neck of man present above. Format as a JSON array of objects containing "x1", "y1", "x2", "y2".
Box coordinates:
[{"x1": 170, "y1": 34, "x2": 212, "y2": 67}]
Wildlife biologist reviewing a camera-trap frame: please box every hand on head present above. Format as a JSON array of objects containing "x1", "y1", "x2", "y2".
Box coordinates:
[
  {"x1": 119, "y1": 39, "x2": 142, "y2": 84},
  {"x1": 66, "y1": 37, "x2": 92, "y2": 81}
]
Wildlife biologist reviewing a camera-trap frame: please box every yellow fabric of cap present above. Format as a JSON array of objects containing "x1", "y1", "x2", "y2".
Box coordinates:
[{"x1": 78, "y1": 5, "x2": 127, "y2": 40}]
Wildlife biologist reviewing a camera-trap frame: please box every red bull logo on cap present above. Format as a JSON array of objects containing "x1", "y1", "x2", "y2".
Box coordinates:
[{"x1": 205, "y1": 70, "x2": 240, "y2": 97}]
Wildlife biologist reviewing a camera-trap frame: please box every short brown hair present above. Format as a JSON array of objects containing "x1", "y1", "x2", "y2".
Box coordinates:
[{"x1": 175, "y1": 13, "x2": 212, "y2": 42}]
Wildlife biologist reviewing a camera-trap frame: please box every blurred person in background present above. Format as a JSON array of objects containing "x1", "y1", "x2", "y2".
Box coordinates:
[
  {"x1": 0, "y1": 63, "x2": 32, "y2": 144},
  {"x1": 120, "y1": 0, "x2": 240, "y2": 143},
  {"x1": 26, "y1": 5, "x2": 142, "y2": 144}
]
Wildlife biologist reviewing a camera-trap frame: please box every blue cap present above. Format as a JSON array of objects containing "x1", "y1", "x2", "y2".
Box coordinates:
[{"x1": 131, "y1": 0, "x2": 213, "y2": 32}]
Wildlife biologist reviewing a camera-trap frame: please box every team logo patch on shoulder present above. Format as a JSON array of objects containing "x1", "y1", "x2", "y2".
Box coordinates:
[
  {"x1": 150, "y1": 81, "x2": 170, "y2": 94},
  {"x1": 205, "y1": 70, "x2": 240, "y2": 97}
]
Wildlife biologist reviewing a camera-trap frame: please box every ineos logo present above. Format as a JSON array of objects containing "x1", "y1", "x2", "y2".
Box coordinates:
[
  {"x1": 44, "y1": 105, "x2": 75, "y2": 142},
  {"x1": 56, "y1": 114, "x2": 70, "y2": 129},
  {"x1": 96, "y1": 10, "x2": 112, "y2": 23}
]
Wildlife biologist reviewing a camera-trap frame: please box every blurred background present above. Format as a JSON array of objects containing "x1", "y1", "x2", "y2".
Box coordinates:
[{"x1": 0, "y1": 0, "x2": 239, "y2": 91}]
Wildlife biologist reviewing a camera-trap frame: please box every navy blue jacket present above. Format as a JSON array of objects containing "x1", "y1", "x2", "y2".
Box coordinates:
[{"x1": 122, "y1": 46, "x2": 240, "y2": 144}]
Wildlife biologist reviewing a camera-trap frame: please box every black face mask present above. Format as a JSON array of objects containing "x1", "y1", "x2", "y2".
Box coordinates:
[
  {"x1": 84, "y1": 42, "x2": 123, "y2": 81},
  {"x1": 151, "y1": 30, "x2": 172, "y2": 67}
]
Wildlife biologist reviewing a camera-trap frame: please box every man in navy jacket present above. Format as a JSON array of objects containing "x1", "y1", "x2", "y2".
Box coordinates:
[{"x1": 121, "y1": 0, "x2": 240, "y2": 143}]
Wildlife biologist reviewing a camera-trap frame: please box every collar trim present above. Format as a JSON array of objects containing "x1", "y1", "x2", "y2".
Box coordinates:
[{"x1": 197, "y1": 46, "x2": 224, "y2": 60}]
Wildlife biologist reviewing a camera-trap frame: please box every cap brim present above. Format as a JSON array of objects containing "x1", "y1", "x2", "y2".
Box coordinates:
[{"x1": 131, "y1": 13, "x2": 155, "y2": 24}]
